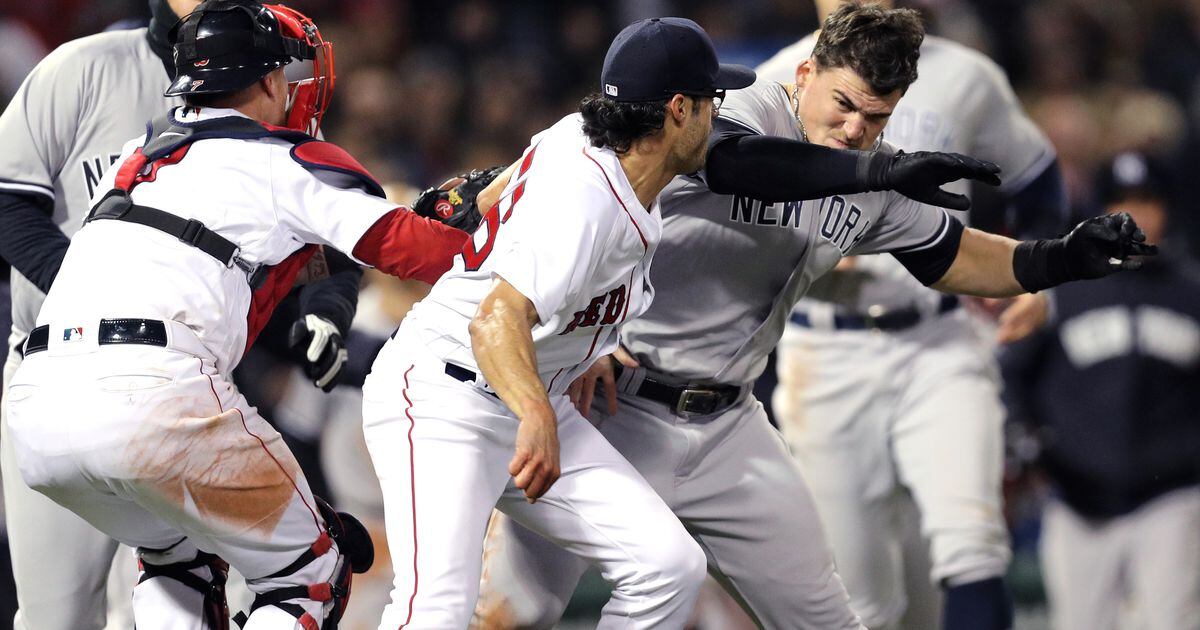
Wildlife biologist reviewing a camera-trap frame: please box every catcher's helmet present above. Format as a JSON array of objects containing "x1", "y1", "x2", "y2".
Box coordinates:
[{"x1": 165, "y1": 1, "x2": 335, "y2": 134}]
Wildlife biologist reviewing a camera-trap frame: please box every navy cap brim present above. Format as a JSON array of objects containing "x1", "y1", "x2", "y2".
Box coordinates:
[{"x1": 714, "y1": 64, "x2": 756, "y2": 90}]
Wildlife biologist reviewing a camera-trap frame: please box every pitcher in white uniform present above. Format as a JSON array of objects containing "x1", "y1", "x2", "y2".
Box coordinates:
[
  {"x1": 361, "y1": 17, "x2": 756, "y2": 629},
  {"x1": 476, "y1": 4, "x2": 1155, "y2": 629}
]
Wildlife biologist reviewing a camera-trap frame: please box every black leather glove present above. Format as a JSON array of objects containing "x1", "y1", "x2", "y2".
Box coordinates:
[
  {"x1": 287, "y1": 314, "x2": 348, "y2": 392},
  {"x1": 1062, "y1": 212, "x2": 1158, "y2": 276},
  {"x1": 1013, "y1": 212, "x2": 1158, "y2": 292},
  {"x1": 867, "y1": 150, "x2": 1002, "y2": 210},
  {"x1": 411, "y1": 166, "x2": 506, "y2": 232}
]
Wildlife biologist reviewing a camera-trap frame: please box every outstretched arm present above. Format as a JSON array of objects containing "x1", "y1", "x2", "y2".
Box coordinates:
[
  {"x1": 351, "y1": 208, "x2": 468, "y2": 283},
  {"x1": 930, "y1": 213, "x2": 1156, "y2": 297},
  {"x1": 705, "y1": 123, "x2": 1000, "y2": 209}
]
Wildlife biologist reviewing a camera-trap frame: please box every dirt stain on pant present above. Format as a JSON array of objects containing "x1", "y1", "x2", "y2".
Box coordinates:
[{"x1": 125, "y1": 406, "x2": 305, "y2": 538}]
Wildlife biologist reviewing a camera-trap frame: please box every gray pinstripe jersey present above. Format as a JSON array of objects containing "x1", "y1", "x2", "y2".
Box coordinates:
[
  {"x1": 757, "y1": 33, "x2": 1056, "y2": 312},
  {"x1": 0, "y1": 28, "x2": 178, "y2": 353},
  {"x1": 620, "y1": 79, "x2": 955, "y2": 385}
]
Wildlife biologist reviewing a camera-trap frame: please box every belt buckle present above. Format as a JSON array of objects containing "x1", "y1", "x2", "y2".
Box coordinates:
[
  {"x1": 864, "y1": 304, "x2": 887, "y2": 331},
  {"x1": 676, "y1": 388, "x2": 719, "y2": 416}
]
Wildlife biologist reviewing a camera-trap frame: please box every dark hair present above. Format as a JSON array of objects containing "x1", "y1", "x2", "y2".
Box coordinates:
[
  {"x1": 812, "y1": 2, "x2": 924, "y2": 95},
  {"x1": 182, "y1": 92, "x2": 235, "y2": 108},
  {"x1": 579, "y1": 93, "x2": 669, "y2": 154}
]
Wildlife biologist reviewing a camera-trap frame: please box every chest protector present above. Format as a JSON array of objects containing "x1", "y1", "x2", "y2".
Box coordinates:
[{"x1": 87, "y1": 111, "x2": 385, "y2": 348}]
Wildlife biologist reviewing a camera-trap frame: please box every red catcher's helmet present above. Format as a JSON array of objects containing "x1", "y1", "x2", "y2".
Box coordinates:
[
  {"x1": 266, "y1": 4, "x2": 335, "y2": 135},
  {"x1": 166, "y1": 1, "x2": 335, "y2": 135}
]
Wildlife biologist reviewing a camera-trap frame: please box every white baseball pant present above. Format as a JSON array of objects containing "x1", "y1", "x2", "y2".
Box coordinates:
[
  {"x1": 1040, "y1": 487, "x2": 1200, "y2": 630},
  {"x1": 477, "y1": 369, "x2": 865, "y2": 630},
  {"x1": 2, "y1": 350, "x2": 135, "y2": 630},
  {"x1": 774, "y1": 309, "x2": 1011, "y2": 629},
  {"x1": 361, "y1": 332, "x2": 707, "y2": 629},
  {"x1": 5, "y1": 322, "x2": 340, "y2": 629}
]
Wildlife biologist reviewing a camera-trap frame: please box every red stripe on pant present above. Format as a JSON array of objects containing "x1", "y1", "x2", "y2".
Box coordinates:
[{"x1": 399, "y1": 364, "x2": 420, "y2": 628}]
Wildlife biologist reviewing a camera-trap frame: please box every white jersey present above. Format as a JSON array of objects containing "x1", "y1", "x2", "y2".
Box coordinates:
[
  {"x1": 620, "y1": 79, "x2": 956, "y2": 385},
  {"x1": 0, "y1": 28, "x2": 179, "y2": 354},
  {"x1": 757, "y1": 33, "x2": 1056, "y2": 311},
  {"x1": 402, "y1": 114, "x2": 661, "y2": 396},
  {"x1": 37, "y1": 106, "x2": 397, "y2": 372}
]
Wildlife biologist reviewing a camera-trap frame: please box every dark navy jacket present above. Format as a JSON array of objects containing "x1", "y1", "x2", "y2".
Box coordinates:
[{"x1": 1001, "y1": 253, "x2": 1200, "y2": 519}]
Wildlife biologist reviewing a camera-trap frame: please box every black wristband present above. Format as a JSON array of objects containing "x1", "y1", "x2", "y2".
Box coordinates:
[
  {"x1": 861, "y1": 151, "x2": 890, "y2": 191},
  {"x1": 1012, "y1": 239, "x2": 1073, "y2": 293}
]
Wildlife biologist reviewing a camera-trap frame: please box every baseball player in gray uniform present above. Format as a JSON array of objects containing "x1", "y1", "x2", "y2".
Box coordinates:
[
  {"x1": 759, "y1": 1, "x2": 1068, "y2": 627},
  {"x1": 0, "y1": 2, "x2": 359, "y2": 627},
  {"x1": 477, "y1": 5, "x2": 1151, "y2": 629}
]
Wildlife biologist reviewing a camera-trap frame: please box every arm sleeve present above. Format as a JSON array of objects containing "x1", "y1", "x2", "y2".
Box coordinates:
[
  {"x1": 847, "y1": 191, "x2": 966, "y2": 285},
  {"x1": 350, "y1": 209, "x2": 468, "y2": 284},
  {"x1": 296, "y1": 247, "x2": 362, "y2": 336},
  {"x1": 271, "y1": 152, "x2": 467, "y2": 282},
  {"x1": 705, "y1": 119, "x2": 875, "y2": 203},
  {"x1": 889, "y1": 215, "x2": 965, "y2": 286},
  {"x1": 0, "y1": 191, "x2": 70, "y2": 292}
]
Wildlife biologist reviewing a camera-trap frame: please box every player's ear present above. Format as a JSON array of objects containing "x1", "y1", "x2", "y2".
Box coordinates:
[
  {"x1": 796, "y1": 58, "x2": 816, "y2": 89},
  {"x1": 667, "y1": 94, "x2": 689, "y2": 125},
  {"x1": 260, "y1": 68, "x2": 286, "y2": 102}
]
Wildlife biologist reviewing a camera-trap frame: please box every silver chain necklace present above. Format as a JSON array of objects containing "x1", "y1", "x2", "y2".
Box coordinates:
[{"x1": 790, "y1": 85, "x2": 810, "y2": 143}]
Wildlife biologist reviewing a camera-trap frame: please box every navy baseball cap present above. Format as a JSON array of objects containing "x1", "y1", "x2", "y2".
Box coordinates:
[
  {"x1": 601, "y1": 17, "x2": 756, "y2": 102},
  {"x1": 1097, "y1": 151, "x2": 1173, "y2": 204}
]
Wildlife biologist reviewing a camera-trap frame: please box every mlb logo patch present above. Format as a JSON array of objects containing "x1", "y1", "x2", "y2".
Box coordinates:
[
  {"x1": 62, "y1": 327, "x2": 83, "y2": 343},
  {"x1": 605, "y1": 83, "x2": 619, "y2": 97}
]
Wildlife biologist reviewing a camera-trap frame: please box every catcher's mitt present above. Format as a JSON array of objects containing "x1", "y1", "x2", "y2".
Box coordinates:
[{"x1": 411, "y1": 166, "x2": 506, "y2": 232}]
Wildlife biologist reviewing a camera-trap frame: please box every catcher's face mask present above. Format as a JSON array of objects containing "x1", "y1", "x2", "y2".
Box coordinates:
[{"x1": 266, "y1": 4, "x2": 335, "y2": 135}]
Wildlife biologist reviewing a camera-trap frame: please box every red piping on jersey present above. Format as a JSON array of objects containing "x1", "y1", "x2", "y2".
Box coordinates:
[
  {"x1": 398, "y1": 364, "x2": 420, "y2": 629},
  {"x1": 583, "y1": 326, "x2": 605, "y2": 362},
  {"x1": 546, "y1": 368, "x2": 566, "y2": 393},
  {"x1": 581, "y1": 148, "x2": 647, "y2": 250},
  {"x1": 618, "y1": 268, "x2": 637, "y2": 325},
  {"x1": 504, "y1": 144, "x2": 539, "y2": 222}
]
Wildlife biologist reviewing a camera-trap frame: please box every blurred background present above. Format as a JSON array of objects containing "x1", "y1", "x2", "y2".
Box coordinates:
[{"x1": 0, "y1": 0, "x2": 1197, "y2": 628}]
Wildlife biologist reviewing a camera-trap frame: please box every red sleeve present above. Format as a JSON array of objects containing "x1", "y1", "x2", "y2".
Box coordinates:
[{"x1": 352, "y1": 207, "x2": 468, "y2": 284}]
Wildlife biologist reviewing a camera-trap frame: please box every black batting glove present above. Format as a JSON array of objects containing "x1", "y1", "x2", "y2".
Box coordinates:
[
  {"x1": 1013, "y1": 212, "x2": 1159, "y2": 292},
  {"x1": 868, "y1": 150, "x2": 1002, "y2": 210},
  {"x1": 287, "y1": 314, "x2": 348, "y2": 392},
  {"x1": 411, "y1": 166, "x2": 506, "y2": 233},
  {"x1": 1060, "y1": 212, "x2": 1158, "y2": 277}
]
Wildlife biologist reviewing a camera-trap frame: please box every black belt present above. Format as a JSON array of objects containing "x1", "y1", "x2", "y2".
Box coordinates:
[
  {"x1": 444, "y1": 363, "x2": 499, "y2": 398},
  {"x1": 790, "y1": 294, "x2": 959, "y2": 332},
  {"x1": 445, "y1": 362, "x2": 741, "y2": 416},
  {"x1": 635, "y1": 377, "x2": 741, "y2": 416},
  {"x1": 25, "y1": 318, "x2": 168, "y2": 355}
]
